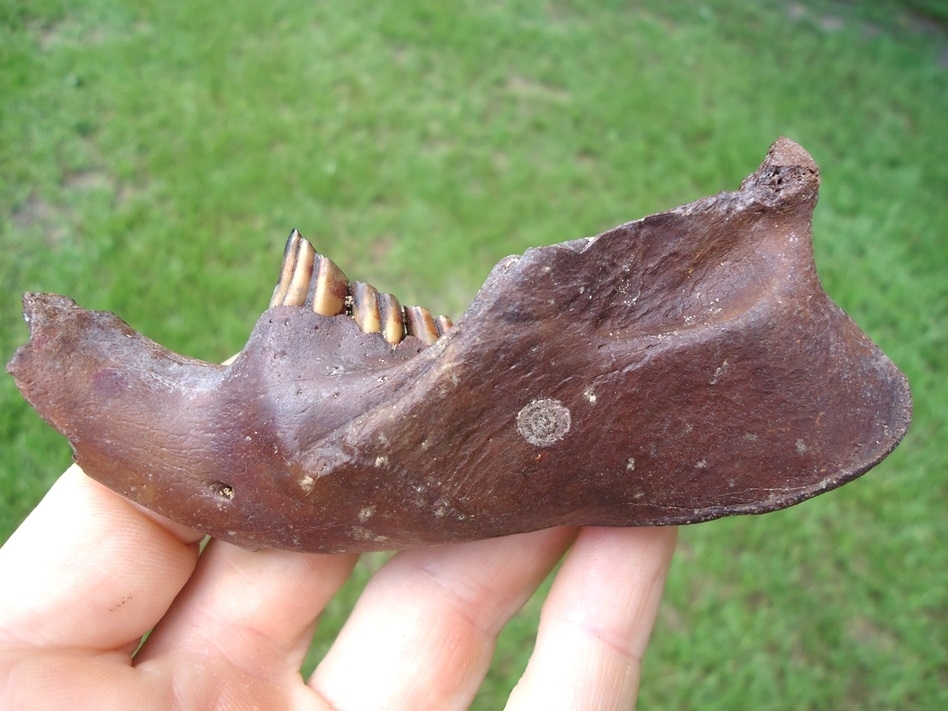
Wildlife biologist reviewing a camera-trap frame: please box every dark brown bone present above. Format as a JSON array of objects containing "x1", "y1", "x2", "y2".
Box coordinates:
[{"x1": 7, "y1": 139, "x2": 912, "y2": 553}]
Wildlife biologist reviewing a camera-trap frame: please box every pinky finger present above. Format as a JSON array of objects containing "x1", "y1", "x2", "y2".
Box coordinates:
[{"x1": 504, "y1": 526, "x2": 677, "y2": 711}]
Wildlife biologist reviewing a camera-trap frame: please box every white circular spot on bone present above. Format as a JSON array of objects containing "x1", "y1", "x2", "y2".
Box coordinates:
[{"x1": 517, "y1": 398, "x2": 571, "y2": 447}]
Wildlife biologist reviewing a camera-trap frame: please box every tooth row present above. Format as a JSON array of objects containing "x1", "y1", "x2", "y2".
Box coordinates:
[{"x1": 270, "y1": 229, "x2": 453, "y2": 346}]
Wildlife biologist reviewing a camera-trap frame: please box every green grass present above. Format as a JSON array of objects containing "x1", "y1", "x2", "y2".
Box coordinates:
[{"x1": 2, "y1": 0, "x2": 946, "y2": 708}]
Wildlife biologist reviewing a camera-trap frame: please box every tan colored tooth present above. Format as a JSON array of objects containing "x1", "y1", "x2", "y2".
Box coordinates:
[
  {"x1": 350, "y1": 281, "x2": 381, "y2": 333},
  {"x1": 269, "y1": 230, "x2": 450, "y2": 347},
  {"x1": 283, "y1": 237, "x2": 316, "y2": 307},
  {"x1": 270, "y1": 229, "x2": 304, "y2": 307},
  {"x1": 311, "y1": 256, "x2": 348, "y2": 316},
  {"x1": 404, "y1": 305, "x2": 439, "y2": 346},
  {"x1": 435, "y1": 315, "x2": 453, "y2": 336},
  {"x1": 377, "y1": 292, "x2": 405, "y2": 345}
]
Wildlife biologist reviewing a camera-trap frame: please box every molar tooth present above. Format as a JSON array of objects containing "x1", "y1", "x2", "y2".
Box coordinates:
[
  {"x1": 377, "y1": 292, "x2": 405, "y2": 345},
  {"x1": 270, "y1": 229, "x2": 305, "y2": 307},
  {"x1": 311, "y1": 255, "x2": 348, "y2": 316},
  {"x1": 435, "y1": 315, "x2": 453, "y2": 336},
  {"x1": 351, "y1": 281, "x2": 382, "y2": 334},
  {"x1": 404, "y1": 305, "x2": 439, "y2": 345},
  {"x1": 284, "y1": 234, "x2": 316, "y2": 307},
  {"x1": 269, "y1": 231, "x2": 449, "y2": 345}
]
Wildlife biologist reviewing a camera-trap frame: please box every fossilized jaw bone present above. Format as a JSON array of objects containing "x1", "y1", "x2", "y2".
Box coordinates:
[{"x1": 8, "y1": 138, "x2": 912, "y2": 553}]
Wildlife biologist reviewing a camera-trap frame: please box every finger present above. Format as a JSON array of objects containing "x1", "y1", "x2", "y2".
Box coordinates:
[
  {"x1": 0, "y1": 464, "x2": 203, "y2": 654},
  {"x1": 136, "y1": 539, "x2": 358, "y2": 678},
  {"x1": 310, "y1": 526, "x2": 578, "y2": 711},
  {"x1": 505, "y1": 526, "x2": 677, "y2": 711}
]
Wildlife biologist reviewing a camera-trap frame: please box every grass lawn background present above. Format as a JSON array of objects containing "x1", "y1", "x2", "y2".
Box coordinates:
[{"x1": 1, "y1": 0, "x2": 945, "y2": 708}]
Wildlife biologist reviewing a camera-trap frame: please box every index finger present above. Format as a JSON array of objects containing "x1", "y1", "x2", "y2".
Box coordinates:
[{"x1": 0, "y1": 464, "x2": 203, "y2": 653}]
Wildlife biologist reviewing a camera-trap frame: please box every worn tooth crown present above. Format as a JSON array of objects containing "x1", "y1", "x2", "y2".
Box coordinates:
[
  {"x1": 270, "y1": 229, "x2": 314, "y2": 308},
  {"x1": 403, "y1": 305, "x2": 440, "y2": 345},
  {"x1": 272, "y1": 230, "x2": 452, "y2": 346},
  {"x1": 377, "y1": 292, "x2": 405, "y2": 345},
  {"x1": 311, "y1": 256, "x2": 349, "y2": 316},
  {"x1": 350, "y1": 281, "x2": 382, "y2": 334}
]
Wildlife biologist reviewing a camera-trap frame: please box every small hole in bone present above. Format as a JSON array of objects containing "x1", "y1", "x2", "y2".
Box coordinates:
[{"x1": 210, "y1": 481, "x2": 235, "y2": 500}]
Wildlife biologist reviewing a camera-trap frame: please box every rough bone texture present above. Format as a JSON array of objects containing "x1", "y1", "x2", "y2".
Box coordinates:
[{"x1": 8, "y1": 139, "x2": 912, "y2": 552}]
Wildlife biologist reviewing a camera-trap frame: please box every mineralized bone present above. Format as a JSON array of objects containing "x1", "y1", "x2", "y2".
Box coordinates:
[{"x1": 7, "y1": 139, "x2": 912, "y2": 552}]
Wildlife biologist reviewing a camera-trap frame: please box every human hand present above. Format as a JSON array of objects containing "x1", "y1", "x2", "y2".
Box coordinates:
[{"x1": 0, "y1": 464, "x2": 676, "y2": 710}]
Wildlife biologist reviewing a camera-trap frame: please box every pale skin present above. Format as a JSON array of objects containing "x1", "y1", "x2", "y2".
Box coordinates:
[{"x1": 0, "y1": 463, "x2": 677, "y2": 710}]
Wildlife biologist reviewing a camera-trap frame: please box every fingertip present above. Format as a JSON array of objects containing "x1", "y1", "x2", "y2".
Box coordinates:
[{"x1": 505, "y1": 526, "x2": 677, "y2": 711}]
